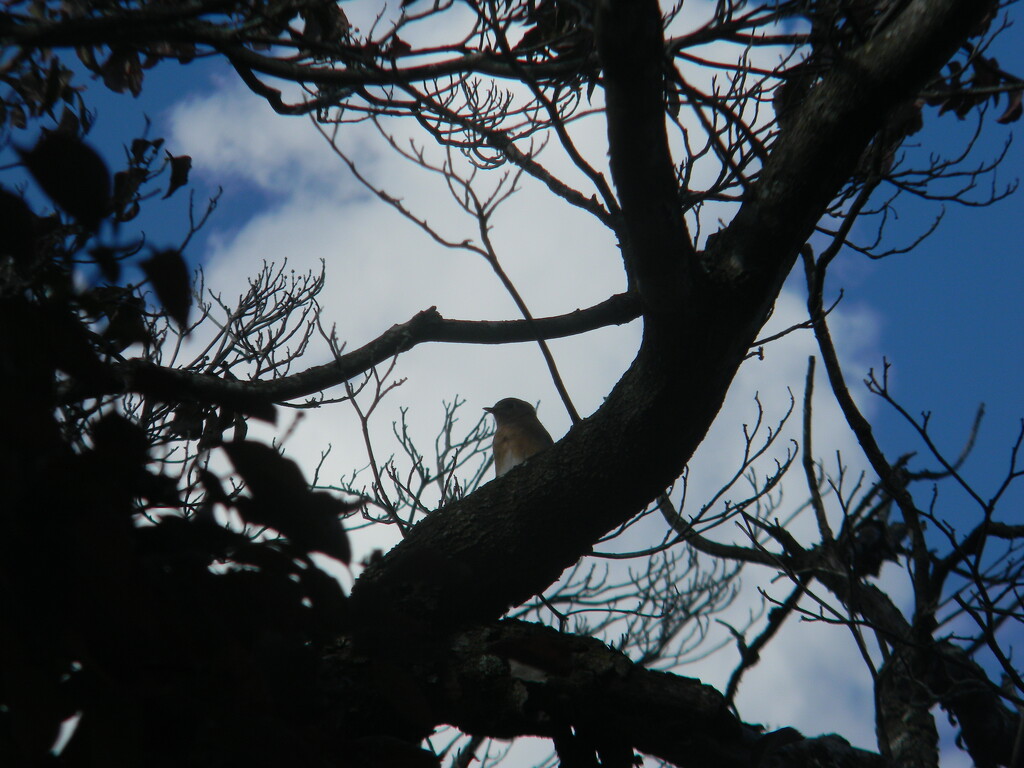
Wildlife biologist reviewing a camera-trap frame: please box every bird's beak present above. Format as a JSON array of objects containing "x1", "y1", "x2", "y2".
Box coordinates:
[{"x1": 483, "y1": 406, "x2": 493, "y2": 414}]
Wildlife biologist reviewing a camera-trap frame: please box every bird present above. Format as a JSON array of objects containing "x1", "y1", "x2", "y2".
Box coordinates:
[{"x1": 484, "y1": 397, "x2": 554, "y2": 477}]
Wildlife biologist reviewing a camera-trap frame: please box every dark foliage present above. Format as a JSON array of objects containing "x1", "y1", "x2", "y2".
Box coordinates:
[{"x1": 0, "y1": 123, "x2": 354, "y2": 767}]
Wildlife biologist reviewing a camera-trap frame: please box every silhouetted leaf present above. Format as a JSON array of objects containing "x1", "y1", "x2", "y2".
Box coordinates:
[
  {"x1": 76, "y1": 45, "x2": 99, "y2": 72},
  {"x1": 134, "y1": 515, "x2": 249, "y2": 564},
  {"x1": 19, "y1": 132, "x2": 110, "y2": 231},
  {"x1": 997, "y1": 91, "x2": 1022, "y2": 124},
  {"x1": 138, "y1": 470, "x2": 181, "y2": 507},
  {"x1": 298, "y1": 491, "x2": 353, "y2": 563},
  {"x1": 175, "y1": 42, "x2": 197, "y2": 63},
  {"x1": 388, "y1": 36, "x2": 412, "y2": 59},
  {"x1": 227, "y1": 538, "x2": 297, "y2": 573},
  {"x1": 163, "y1": 154, "x2": 191, "y2": 199},
  {"x1": 32, "y1": 304, "x2": 111, "y2": 388},
  {"x1": 224, "y1": 442, "x2": 352, "y2": 562},
  {"x1": 971, "y1": 57, "x2": 1001, "y2": 102},
  {"x1": 101, "y1": 48, "x2": 143, "y2": 96},
  {"x1": 82, "y1": 414, "x2": 159, "y2": 507},
  {"x1": 42, "y1": 60, "x2": 70, "y2": 112},
  {"x1": 0, "y1": 187, "x2": 35, "y2": 262},
  {"x1": 224, "y1": 442, "x2": 308, "y2": 501},
  {"x1": 169, "y1": 402, "x2": 206, "y2": 440},
  {"x1": 300, "y1": 2, "x2": 350, "y2": 44},
  {"x1": 99, "y1": 291, "x2": 150, "y2": 351},
  {"x1": 56, "y1": 106, "x2": 80, "y2": 135},
  {"x1": 90, "y1": 245, "x2": 121, "y2": 282},
  {"x1": 199, "y1": 468, "x2": 229, "y2": 505},
  {"x1": 141, "y1": 248, "x2": 191, "y2": 331},
  {"x1": 300, "y1": 563, "x2": 350, "y2": 633},
  {"x1": 9, "y1": 104, "x2": 25, "y2": 129},
  {"x1": 91, "y1": 413, "x2": 149, "y2": 469},
  {"x1": 517, "y1": 25, "x2": 544, "y2": 51},
  {"x1": 112, "y1": 167, "x2": 146, "y2": 222},
  {"x1": 130, "y1": 138, "x2": 152, "y2": 164},
  {"x1": 234, "y1": 398, "x2": 278, "y2": 424}
]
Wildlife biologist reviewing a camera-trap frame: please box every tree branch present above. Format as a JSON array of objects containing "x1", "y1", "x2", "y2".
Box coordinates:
[
  {"x1": 331, "y1": 619, "x2": 895, "y2": 768},
  {"x1": 63, "y1": 293, "x2": 641, "y2": 407}
]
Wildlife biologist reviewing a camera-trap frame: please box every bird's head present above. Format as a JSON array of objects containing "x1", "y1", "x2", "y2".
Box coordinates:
[{"x1": 484, "y1": 397, "x2": 538, "y2": 425}]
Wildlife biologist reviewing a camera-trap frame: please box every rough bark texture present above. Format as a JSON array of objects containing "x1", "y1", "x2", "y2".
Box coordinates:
[
  {"x1": 63, "y1": 293, "x2": 642, "y2": 407},
  {"x1": 324, "y1": 620, "x2": 895, "y2": 768}
]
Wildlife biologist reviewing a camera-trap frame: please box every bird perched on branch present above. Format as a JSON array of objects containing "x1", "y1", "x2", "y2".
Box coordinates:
[{"x1": 484, "y1": 398, "x2": 554, "y2": 477}]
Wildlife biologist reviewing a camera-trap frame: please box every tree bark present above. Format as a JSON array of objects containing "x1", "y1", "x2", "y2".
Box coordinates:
[
  {"x1": 62, "y1": 293, "x2": 641, "y2": 407},
  {"x1": 325, "y1": 619, "x2": 896, "y2": 768}
]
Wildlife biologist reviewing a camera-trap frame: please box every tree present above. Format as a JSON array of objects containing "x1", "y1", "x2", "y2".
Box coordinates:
[{"x1": 1, "y1": 0, "x2": 1022, "y2": 767}]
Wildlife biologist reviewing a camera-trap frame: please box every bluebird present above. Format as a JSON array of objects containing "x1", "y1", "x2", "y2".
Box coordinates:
[{"x1": 484, "y1": 398, "x2": 554, "y2": 477}]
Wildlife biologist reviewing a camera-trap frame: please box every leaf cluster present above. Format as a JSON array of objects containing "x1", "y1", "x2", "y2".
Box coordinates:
[{"x1": 0, "y1": 84, "x2": 361, "y2": 767}]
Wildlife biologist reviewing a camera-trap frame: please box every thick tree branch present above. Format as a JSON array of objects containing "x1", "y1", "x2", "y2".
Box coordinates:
[
  {"x1": 596, "y1": 0, "x2": 695, "y2": 315},
  {"x1": 219, "y1": 43, "x2": 594, "y2": 91},
  {"x1": 1, "y1": 10, "x2": 594, "y2": 86},
  {"x1": 62, "y1": 293, "x2": 640, "y2": 408},
  {"x1": 330, "y1": 619, "x2": 893, "y2": 768}
]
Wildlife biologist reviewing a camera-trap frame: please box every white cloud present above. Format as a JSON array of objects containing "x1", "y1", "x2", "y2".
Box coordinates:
[{"x1": 167, "y1": 79, "x2": 380, "y2": 194}]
